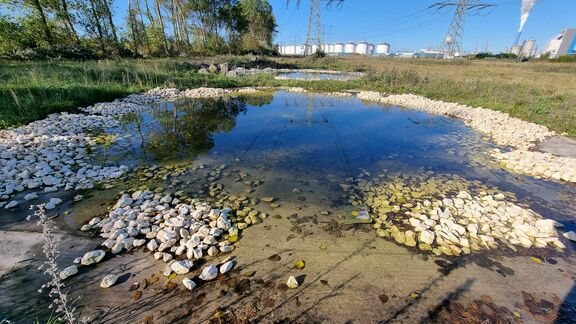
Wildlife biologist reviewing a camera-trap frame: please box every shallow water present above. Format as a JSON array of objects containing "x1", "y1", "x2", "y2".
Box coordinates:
[
  {"x1": 276, "y1": 72, "x2": 359, "y2": 80},
  {"x1": 95, "y1": 91, "x2": 576, "y2": 227}
]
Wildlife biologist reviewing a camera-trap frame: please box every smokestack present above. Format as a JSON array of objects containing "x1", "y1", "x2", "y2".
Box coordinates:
[{"x1": 513, "y1": 0, "x2": 539, "y2": 50}]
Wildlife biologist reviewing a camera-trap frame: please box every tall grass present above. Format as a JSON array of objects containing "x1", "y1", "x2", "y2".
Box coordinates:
[{"x1": 1, "y1": 56, "x2": 575, "y2": 137}]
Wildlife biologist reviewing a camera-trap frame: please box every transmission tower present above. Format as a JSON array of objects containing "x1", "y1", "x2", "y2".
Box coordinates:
[
  {"x1": 288, "y1": 0, "x2": 344, "y2": 55},
  {"x1": 305, "y1": 0, "x2": 322, "y2": 55},
  {"x1": 430, "y1": 0, "x2": 495, "y2": 58}
]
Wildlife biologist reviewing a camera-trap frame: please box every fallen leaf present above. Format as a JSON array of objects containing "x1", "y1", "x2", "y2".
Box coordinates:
[
  {"x1": 320, "y1": 280, "x2": 328, "y2": 285},
  {"x1": 378, "y1": 294, "x2": 389, "y2": 304},
  {"x1": 295, "y1": 260, "x2": 305, "y2": 270},
  {"x1": 132, "y1": 290, "x2": 143, "y2": 301},
  {"x1": 168, "y1": 272, "x2": 178, "y2": 280},
  {"x1": 530, "y1": 257, "x2": 542, "y2": 265},
  {"x1": 319, "y1": 244, "x2": 327, "y2": 250},
  {"x1": 512, "y1": 311, "x2": 521, "y2": 318}
]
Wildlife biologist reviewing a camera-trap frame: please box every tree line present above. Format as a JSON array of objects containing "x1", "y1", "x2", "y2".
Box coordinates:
[{"x1": 0, "y1": 0, "x2": 277, "y2": 59}]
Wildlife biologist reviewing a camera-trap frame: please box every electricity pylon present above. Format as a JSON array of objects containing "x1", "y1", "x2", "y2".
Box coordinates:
[
  {"x1": 304, "y1": 0, "x2": 322, "y2": 55},
  {"x1": 288, "y1": 0, "x2": 344, "y2": 55},
  {"x1": 430, "y1": 0, "x2": 495, "y2": 58}
]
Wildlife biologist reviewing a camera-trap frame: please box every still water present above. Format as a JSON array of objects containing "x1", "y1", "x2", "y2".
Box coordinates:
[{"x1": 96, "y1": 91, "x2": 576, "y2": 228}]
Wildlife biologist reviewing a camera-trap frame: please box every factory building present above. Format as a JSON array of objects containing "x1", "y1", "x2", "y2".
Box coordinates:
[
  {"x1": 545, "y1": 28, "x2": 576, "y2": 58},
  {"x1": 278, "y1": 42, "x2": 390, "y2": 56}
]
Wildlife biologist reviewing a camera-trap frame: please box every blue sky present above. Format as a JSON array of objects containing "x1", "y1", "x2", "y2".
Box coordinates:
[{"x1": 269, "y1": 0, "x2": 576, "y2": 53}]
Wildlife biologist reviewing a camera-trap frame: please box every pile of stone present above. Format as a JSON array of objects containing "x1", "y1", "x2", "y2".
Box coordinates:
[
  {"x1": 80, "y1": 191, "x2": 240, "y2": 289},
  {"x1": 357, "y1": 92, "x2": 554, "y2": 150},
  {"x1": 0, "y1": 112, "x2": 128, "y2": 208},
  {"x1": 346, "y1": 172, "x2": 566, "y2": 256},
  {"x1": 491, "y1": 149, "x2": 576, "y2": 183}
]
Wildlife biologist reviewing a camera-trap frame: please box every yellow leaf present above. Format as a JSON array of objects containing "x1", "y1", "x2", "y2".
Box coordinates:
[
  {"x1": 228, "y1": 235, "x2": 238, "y2": 243},
  {"x1": 530, "y1": 256, "x2": 542, "y2": 264},
  {"x1": 351, "y1": 210, "x2": 359, "y2": 216},
  {"x1": 295, "y1": 260, "x2": 305, "y2": 269},
  {"x1": 168, "y1": 272, "x2": 177, "y2": 280},
  {"x1": 512, "y1": 311, "x2": 521, "y2": 318},
  {"x1": 319, "y1": 244, "x2": 327, "y2": 250}
]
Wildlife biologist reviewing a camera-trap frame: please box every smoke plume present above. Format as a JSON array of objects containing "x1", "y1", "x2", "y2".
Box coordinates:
[{"x1": 519, "y1": 0, "x2": 539, "y2": 32}]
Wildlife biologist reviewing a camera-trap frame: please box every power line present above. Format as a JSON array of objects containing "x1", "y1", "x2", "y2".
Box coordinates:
[{"x1": 429, "y1": 0, "x2": 496, "y2": 58}]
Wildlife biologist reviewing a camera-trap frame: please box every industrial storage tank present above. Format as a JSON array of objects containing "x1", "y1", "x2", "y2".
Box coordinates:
[
  {"x1": 295, "y1": 45, "x2": 306, "y2": 56},
  {"x1": 344, "y1": 42, "x2": 356, "y2": 55},
  {"x1": 355, "y1": 42, "x2": 369, "y2": 55},
  {"x1": 333, "y1": 43, "x2": 344, "y2": 55},
  {"x1": 376, "y1": 43, "x2": 391, "y2": 55},
  {"x1": 311, "y1": 44, "x2": 319, "y2": 54},
  {"x1": 368, "y1": 44, "x2": 375, "y2": 55},
  {"x1": 328, "y1": 44, "x2": 335, "y2": 54},
  {"x1": 285, "y1": 45, "x2": 296, "y2": 55}
]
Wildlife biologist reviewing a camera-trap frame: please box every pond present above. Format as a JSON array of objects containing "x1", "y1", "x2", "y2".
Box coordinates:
[{"x1": 97, "y1": 91, "x2": 576, "y2": 225}]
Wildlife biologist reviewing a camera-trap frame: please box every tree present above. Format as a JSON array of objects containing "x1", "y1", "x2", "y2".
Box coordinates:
[{"x1": 239, "y1": 0, "x2": 276, "y2": 53}]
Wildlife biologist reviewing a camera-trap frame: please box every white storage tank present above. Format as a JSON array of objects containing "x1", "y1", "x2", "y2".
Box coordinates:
[
  {"x1": 376, "y1": 43, "x2": 391, "y2": 55},
  {"x1": 344, "y1": 42, "x2": 356, "y2": 55},
  {"x1": 279, "y1": 45, "x2": 284, "y2": 55},
  {"x1": 284, "y1": 45, "x2": 293, "y2": 55},
  {"x1": 368, "y1": 43, "x2": 375, "y2": 55},
  {"x1": 328, "y1": 44, "x2": 335, "y2": 54},
  {"x1": 295, "y1": 45, "x2": 306, "y2": 56},
  {"x1": 355, "y1": 42, "x2": 369, "y2": 55},
  {"x1": 311, "y1": 44, "x2": 319, "y2": 54},
  {"x1": 333, "y1": 43, "x2": 344, "y2": 55}
]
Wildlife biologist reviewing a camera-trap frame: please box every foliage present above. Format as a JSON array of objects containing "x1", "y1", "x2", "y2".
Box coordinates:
[
  {"x1": 0, "y1": 0, "x2": 278, "y2": 59},
  {"x1": 474, "y1": 52, "x2": 518, "y2": 60}
]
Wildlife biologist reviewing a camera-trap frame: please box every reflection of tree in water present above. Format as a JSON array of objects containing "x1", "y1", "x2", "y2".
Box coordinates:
[
  {"x1": 237, "y1": 93, "x2": 274, "y2": 107},
  {"x1": 145, "y1": 97, "x2": 247, "y2": 162}
]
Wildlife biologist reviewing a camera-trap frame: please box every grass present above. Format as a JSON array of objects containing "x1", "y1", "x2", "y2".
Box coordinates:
[{"x1": 1, "y1": 56, "x2": 575, "y2": 137}]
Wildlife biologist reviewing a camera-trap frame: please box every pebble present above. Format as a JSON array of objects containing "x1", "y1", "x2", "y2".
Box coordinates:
[
  {"x1": 199, "y1": 265, "x2": 218, "y2": 281},
  {"x1": 286, "y1": 276, "x2": 299, "y2": 289},
  {"x1": 182, "y1": 277, "x2": 197, "y2": 290},
  {"x1": 100, "y1": 274, "x2": 119, "y2": 288},
  {"x1": 59, "y1": 265, "x2": 78, "y2": 280},
  {"x1": 220, "y1": 260, "x2": 234, "y2": 274},
  {"x1": 563, "y1": 231, "x2": 576, "y2": 242},
  {"x1": 81, "y1": 250, "x2": 106, "y2": 265},
  {"x1": 171, "y1": 260, "x2": 193, "y2": 274}
]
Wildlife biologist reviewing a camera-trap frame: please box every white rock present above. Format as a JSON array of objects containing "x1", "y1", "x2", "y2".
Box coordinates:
[
  {"x1": 286, "y1": 276, "x2": 299, "y2": 289},
  {"x1": 133, "y1": 239, "x2": 146, "y2": 247},
  {"x1": 199, "y1": 265, "x2": 218, "y2": 281},
  {"x1": 59, "y1": 265, "x2": 78, "y2": 280},
  {"x1": 24, "y1": 193, "x2": 39, "y2": 201},
  {"x1": 220, "y1": 261, "x2": 234, "y2": 274},
  {"x1": 182, "y1": 278, "x2": 197, "y2": 290},
  {"x1": 100, "y1": 274, "x2": 119, "y2": 288},
  {"x1": 5, "y1": 200, "x2": 18, "y2": 209},
  {"x1": 563, "y1": 231, "x2": 576, "y2": 242},
  {"x1": 419, "y1": 230, "x2": 435, "y2": 245},
  {"x1": 171, "y1": 260, "x2": 193, "y2": 274},
  {"x1": 207, "y1": 246, "x2": 219, "y2": 256},
  {"x1": 147, "y1": 239, "x2": 158, "y2": 251},
  {"x1": 81, "y1": 250, "x2": 105, "y2": 265}
]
